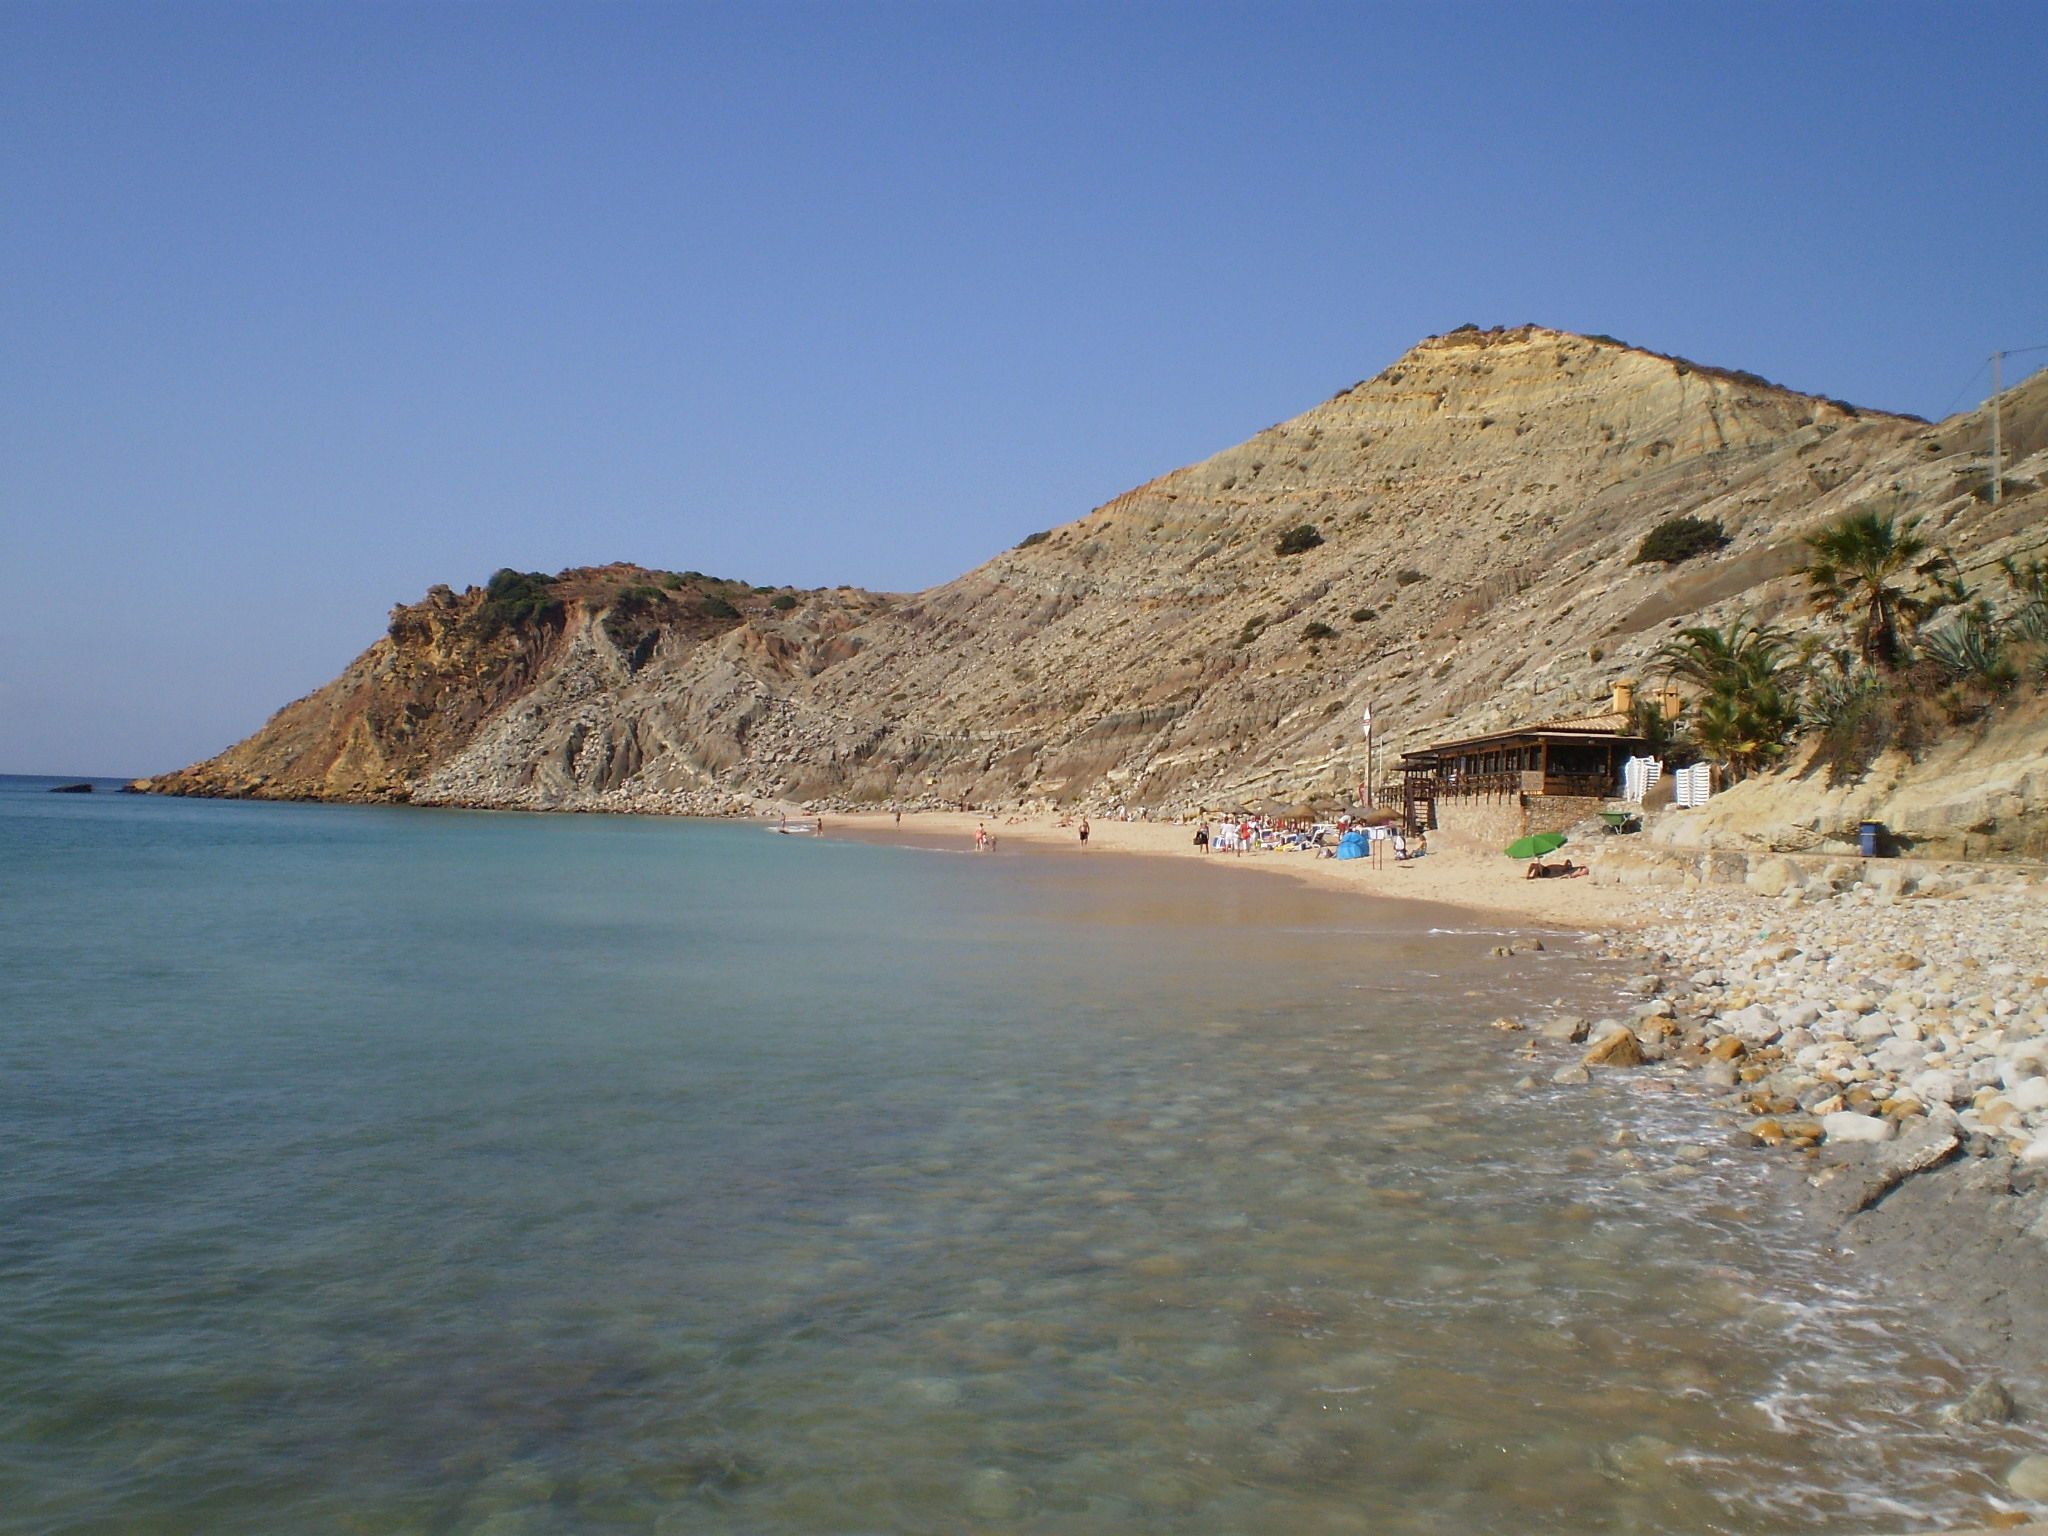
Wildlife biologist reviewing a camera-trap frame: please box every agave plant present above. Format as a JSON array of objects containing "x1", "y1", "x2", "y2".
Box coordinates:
[
  {"x1": 1802, "y1": 656, "x2": 1885, "y2": 732},
  {"x1": 1999, "y1": 557, "x2": 2048, "y2": 677},
  {"x1": 1918, "y1": 608, "x2": 2019, "y2": 696}
]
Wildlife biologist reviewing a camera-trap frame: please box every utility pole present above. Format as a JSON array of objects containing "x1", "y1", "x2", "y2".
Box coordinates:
[
  {"x1": 1361, "y1": 703, "x2": 1374, "y2": 807},
  {"x1": 1991, "y1": 350, "x2": 2004, "y2": 507}
]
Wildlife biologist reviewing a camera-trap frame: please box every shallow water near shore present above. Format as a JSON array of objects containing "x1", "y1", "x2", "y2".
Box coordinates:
[{"x1": 1, "y1": 778, "x2": 2039, "y2": 1534}]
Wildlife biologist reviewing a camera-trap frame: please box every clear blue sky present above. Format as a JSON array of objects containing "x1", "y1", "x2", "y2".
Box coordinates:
[{"x1": 5, "y1": 1, "x2": 2044, "y2": 776}]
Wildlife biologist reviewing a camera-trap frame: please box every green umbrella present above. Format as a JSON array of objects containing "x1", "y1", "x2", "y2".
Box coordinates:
[{"x1": 1505, "y1": 832, "x2": 1568, "y2": 859}]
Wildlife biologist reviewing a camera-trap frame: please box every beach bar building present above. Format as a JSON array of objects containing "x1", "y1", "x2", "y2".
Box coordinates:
[{"x1": 1397, "y1": 682, "x2": 1653, "y2": 841}]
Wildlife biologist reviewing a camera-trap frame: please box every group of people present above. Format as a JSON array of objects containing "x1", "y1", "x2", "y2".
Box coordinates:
[{"x1": 1191, "y1": 815, "x2": 1423, "y2": 860}]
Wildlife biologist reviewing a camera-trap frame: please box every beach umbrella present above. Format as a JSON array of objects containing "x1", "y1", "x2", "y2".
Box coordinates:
[
  {"x1": 1505, "y1": 832, "x2": 1568, "y2": 859},
  {"x1": 1359, "y1": 807, "x2": 1404, "y2": 826}
]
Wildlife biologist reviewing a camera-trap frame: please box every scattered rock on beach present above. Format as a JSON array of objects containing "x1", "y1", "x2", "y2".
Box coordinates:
[
  {"x1": 2005, "y1": 1453, "x2": 2048, "y2": 1502},
  {"x1": 1584, "y1": 1030, "x2": 1645, "y2": 1068},
  {"x1": 1822, "y1": 1111, "x2": 1895, "y2": 1145},
  {"x1": 1939, "y1": 1379, "x2": 2018, "y2": 1427}
]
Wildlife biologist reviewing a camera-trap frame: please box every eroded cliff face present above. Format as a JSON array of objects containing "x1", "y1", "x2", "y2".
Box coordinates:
[{"x1": 141, "y1": 326, "x2": 2048, "y2": 828}]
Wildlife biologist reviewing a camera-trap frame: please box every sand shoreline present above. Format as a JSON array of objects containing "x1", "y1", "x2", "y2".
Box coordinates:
[{"x1": 817, "y1": 808, "x2": 1633, "y2": 930}]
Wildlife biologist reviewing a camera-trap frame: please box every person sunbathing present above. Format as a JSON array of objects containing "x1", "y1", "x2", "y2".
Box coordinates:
[{"x1": 1525, "y1": 859, "x2": 1586, "y2": 879}]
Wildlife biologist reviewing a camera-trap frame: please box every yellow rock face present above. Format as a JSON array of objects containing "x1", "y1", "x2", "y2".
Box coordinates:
[{"x1": 139, "y1": 328, "x2": 2048, "y2": 835}]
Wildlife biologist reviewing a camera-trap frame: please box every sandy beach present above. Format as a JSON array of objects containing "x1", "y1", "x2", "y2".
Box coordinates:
[{"x1": 824, "y1": 809, "x2": 1636, "y2": 929}]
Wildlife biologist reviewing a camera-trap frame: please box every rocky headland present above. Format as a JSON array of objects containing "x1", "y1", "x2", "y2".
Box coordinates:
[{"x1": 133, "y1": 325, "x2": 2048, "y2": 861}]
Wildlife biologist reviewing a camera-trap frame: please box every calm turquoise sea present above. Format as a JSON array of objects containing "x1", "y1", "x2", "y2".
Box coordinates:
[{"x1": 0, "y1": 776, "x2": 2036, "y2": 1535}]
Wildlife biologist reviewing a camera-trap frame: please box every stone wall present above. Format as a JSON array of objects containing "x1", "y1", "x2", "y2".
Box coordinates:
[
  {"x1": 1433, "y1": 793, "x2": 1616, "y2": 849},
  {"x1": 1527, "y1": 794, "x2": 1608, "y2": 837},
  {"x1": 1589, "y1": 841, "x2": 2048, "y2": 898},
  {"x1": 1431, "y1": 796, "x2": 1527, "y2": 850}
]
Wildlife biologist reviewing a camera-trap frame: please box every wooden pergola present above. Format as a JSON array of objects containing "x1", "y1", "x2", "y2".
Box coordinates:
[{"x1": 1399, "y1": 722, "x2": 1650, "y2": 814}]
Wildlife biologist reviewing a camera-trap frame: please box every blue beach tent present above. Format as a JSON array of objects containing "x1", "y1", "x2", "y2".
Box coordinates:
[{"x1": 1334, "y1": 830, "x2": 1368, "y2": 860}]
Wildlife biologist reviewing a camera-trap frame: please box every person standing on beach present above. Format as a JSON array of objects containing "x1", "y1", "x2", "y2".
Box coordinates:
[{"x1": 1078, "y1": 817, "x2": 1090, "y2": 846}]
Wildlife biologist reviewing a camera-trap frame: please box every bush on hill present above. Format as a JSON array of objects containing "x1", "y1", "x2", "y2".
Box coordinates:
[
  {"x1": 1633, "y1": 516, "x2": 1730, "y2": 566},
  {"x1": 1274, "y1": 524, "x2": 1323, "y2": 557},
  {"x1": 479, "y1": 569, "x2": 559, "y2": 634}
]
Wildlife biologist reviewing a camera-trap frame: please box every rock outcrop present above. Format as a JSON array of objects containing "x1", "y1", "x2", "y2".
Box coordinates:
[{"x1": 137, "y1": 326, "x2": 2048, "y2": 834}]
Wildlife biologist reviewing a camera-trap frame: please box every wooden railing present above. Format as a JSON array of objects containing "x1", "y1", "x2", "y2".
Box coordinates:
[
  {"x1": 1409, "y1": 771, "x2": 1616, "y2": 802},
  {"x1": 1542, "y1": 772, "x2": 1617, "y2": 799},
  {"x1": 1431, "y1": 772, "x2": 1523, "y2": 800}
]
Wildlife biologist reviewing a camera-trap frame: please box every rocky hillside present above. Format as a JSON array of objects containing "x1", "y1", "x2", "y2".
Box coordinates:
[{"x1": 140, "y1": 326, "x2": 2048, "y2": 828}]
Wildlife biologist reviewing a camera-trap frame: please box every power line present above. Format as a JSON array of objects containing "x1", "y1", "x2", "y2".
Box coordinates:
[{"x1": 1937, "y1": 357, "x2": 1989, "y2": 419}]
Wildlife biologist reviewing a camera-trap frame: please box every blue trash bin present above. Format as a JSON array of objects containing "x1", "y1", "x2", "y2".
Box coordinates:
[{"x1": 1858, "y1": 821, "x2": 1884, "y2": 858}]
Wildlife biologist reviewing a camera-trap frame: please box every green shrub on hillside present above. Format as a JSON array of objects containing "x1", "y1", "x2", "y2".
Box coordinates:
[
  {"x1": 1633, "y1": 516, "x2": 1730, "y2": 566},
  {"x1": 699, "y1": 595, "x2": 740, "y2": 621},
  {"x1": 1016, "y1": 530, "x2": 1051, "y2": 549},
  {"x1": 1350, "y1": 607, "x2": 1377, "y2": 623},
  {"x1": 1394, "y1": 568, "x2": 1427, "y2": 586},
  {"x1": 1274, "y1": 524, "x2": 1324, "y2": 557},
  {"x1": 770, "y1": 593, "x2": 799, "y2": 611},
  {"x1": 479, "y1": 569, "x2": 559, "y2": 633},
  {"x1": 1301, "y1": 621, "x2": 1337, "y2": 642}
]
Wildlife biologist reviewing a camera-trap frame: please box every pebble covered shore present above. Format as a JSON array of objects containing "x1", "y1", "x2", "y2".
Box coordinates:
[
  {"x1": 1568, "y1": 880, "x2": 2048, "y2": 1163},
  {"x1": 1508, "y1": 871, "x2": 2048, "y2": 1508}
]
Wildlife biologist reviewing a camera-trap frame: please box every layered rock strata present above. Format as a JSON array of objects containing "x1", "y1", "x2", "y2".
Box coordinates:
[{"x1": 141, "y1": 327, "x2": 2048, "y2": 844}]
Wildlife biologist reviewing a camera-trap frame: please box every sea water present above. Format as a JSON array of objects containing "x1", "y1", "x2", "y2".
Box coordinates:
[{"x1": 0, "y1": 775, "x2": 2038, "y2": 1535}]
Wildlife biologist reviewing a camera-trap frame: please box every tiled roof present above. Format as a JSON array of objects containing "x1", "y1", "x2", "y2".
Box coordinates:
[{"x1": 1523, "y1": 708, "x2": 1632, "y2": 733}]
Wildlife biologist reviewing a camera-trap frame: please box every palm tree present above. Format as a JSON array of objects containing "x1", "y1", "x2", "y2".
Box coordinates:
[
  {"x1": 1797, "y1": 508, "x2": 1934, "y2": 667},
  {"x1": 1657, "y1": 620, "x2": 1792, "y2": 697},
  {"x1": 1654, "y1": 621, "x2": 1800, "y2": 780}
]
